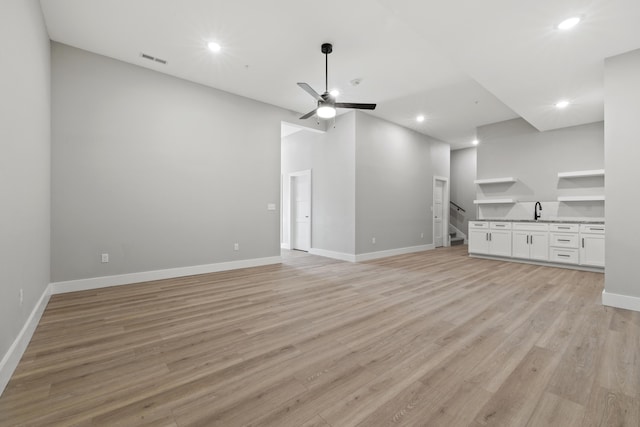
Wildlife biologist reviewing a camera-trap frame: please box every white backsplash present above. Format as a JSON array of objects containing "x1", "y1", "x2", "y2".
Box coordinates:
[{"x1": 477, "y1": 201, "x2": 604, "y2": 222}]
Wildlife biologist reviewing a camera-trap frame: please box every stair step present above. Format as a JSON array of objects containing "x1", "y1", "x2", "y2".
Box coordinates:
[{"x1": 450, "y1": 236, "x2": 464, "y2": 246}]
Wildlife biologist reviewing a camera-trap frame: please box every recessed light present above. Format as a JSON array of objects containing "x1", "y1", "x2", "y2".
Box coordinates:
[
  {"x1": 330, "y1": 89, "x2": 340, "y2": 97},
  {"x1": 207, "y1": 41, "x2": 222, "y2": 52},
  {"x1": 416, "y1": 115, "x2": 425, "y2": 122},
  {"x1": 557, "y1": 16, "x2": 581, "y2": 30},
  {"x1": 472, "y1": 139, "x2": 479, "y2": 146},
  {"x1": 555, "y1": 100, "x2": 570, "y2": 109}
]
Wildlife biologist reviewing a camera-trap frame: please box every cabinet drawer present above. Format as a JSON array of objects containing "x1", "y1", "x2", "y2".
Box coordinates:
[
  {"x1": 490, "y1": 222, "x2": 512, "y2": 230},
  {"x1": 469, "y1": 221, "x2": 489, "y2": 229},
  {"x1": 550, "y1": 223, "x2": 579, "y2": 233},
  {"x1": 580, "y1": 224, "x2": 605, "y2": 234},
  {"x1": 550, "y1": 248, "x2": 579, "y2": 264},
  {"x1": 513, "y1": 222, "x2": 549, "y2": 232},
  {"x1": 550, "y1": 233, "x2": 579, "y2": 248}
]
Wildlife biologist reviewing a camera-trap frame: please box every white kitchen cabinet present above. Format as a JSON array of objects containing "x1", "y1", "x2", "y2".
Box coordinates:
[
  {"x1": 549, "y1": 223, "x2": 580, "y2": 264},
  {"x1": 469, "y1": 220, "x2": 603, "y2": 271},
  {"x1": 511, "y1": 223, "x2": 549, "y2": 261},
  {"x1": 580, "y1": 224, "x2": 605, "y2": 267},
  {"x1": 469, "y1": 228, "x2": 489, "y2": 254},
  {"x1": 468, "y1": 221, "x2": 511, "y2": 257}
]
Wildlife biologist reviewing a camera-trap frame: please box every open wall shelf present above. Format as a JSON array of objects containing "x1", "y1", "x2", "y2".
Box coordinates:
[
  {"x1": 557, "y1": 169, "x2": 605, "y2": 178},
  {"x1": 473, "y1": 198, "x2": 517, "y2": 204},
  {"x1": 557, "y1": 195, "x2": 605, "y2": 202},
  {"x1": 474, "y1": 177, "x2": 517, "y2": 185}
]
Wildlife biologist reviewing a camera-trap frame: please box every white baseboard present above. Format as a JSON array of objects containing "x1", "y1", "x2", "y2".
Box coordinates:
[
  {"x1": 355, "y1": 244, "x2": 435, "y2": 262},
  {"x1": 50, "y1": 256, "x2": 282, "y2": 294},
  {"x1": 308, "y1": 248, "x2": 356, "y2": 262},
  {"x1": 0, "y1": 284, "x2": 52, "y2": 396},
  {"x1": 280, "y1": 243, "x2": 291, "y2": 250},
  {"x1": 602, "y1": 290, "x2": 640, "y2": 313}
]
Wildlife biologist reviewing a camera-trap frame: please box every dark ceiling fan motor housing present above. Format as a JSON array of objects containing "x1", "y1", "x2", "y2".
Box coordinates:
[{"x1": 297, "y1": 43, "x2": 376, "y2": 120}]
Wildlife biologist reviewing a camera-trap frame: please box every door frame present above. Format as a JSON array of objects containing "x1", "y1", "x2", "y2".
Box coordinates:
[
  {"x1": 288, "y1": 169, "x2": 312, "y2": 251},
  {"x1": 433, "y1": 176, "x2": 450, "y2": 248}
]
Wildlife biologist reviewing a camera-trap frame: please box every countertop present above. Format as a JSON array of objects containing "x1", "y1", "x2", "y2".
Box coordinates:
[{"x1": 474, "y1": 219, "x2": 605, "y2": 224}]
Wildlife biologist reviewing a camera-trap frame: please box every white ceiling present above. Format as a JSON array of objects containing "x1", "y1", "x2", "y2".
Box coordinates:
[{"x1": 39, "y1": 0, "x2": 640, "y2": 149}]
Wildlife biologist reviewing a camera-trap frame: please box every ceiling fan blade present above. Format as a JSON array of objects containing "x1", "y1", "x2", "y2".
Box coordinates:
[
  {"x1": 335, "y1": 102, "x2": 377, "y2": 110},
  {"x1": 297, "y1": 83, "x2": 323, "y2": 101},
  {"x1": 299, "y1": 109, "x2": 317, "y2": 120}
]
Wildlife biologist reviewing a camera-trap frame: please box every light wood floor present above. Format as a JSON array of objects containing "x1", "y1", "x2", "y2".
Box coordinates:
[{"x1": 1, "y1": 246, "x2": 638, "y2": 426}]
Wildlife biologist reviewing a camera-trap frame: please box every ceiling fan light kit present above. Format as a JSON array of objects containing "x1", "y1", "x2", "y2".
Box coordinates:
[{"x1": 298, "y1": 43, "x2": 376, "y2": 120}]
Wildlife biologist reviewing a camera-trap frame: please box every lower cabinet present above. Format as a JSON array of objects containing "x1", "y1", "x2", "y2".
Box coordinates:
[
  {"x1": 468, "y1": 221, "x2": 511, "y2": 257},
  {"x1": 580, "y1": 224, "x2": 605, "y2": 267},
  {"x1": 512, "y1": 231, "x2": 549, "y2": 261},
  {"x1": 469, "y1": 221, "x2": 604, "y2": 270}
]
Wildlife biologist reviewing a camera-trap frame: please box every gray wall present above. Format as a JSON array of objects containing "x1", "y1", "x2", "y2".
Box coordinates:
[
  {"x1": 450, "y1": 147, "x2": 477, "y2": 235},
  {"x1": 281, "y1": 114, "x2": 356, "y2": 255},
  {"x1": 282, "y1": 111, "x2": 449, "y2": 256},
  {"x1": 604, "y1": 48, "x2": 640, "y2": 300},
  {"x1": 476, "y1": 118, "x2": 604, "y2": 220},
  {"x1": 51, "y1": 43, "x2": 301, "y2": 282},
  {"x1": 0, "y1": 0, "x2": 51, "y2": 362},
  {"x1": 355, "y1": 112, "x2": 449, "y2": 254}
]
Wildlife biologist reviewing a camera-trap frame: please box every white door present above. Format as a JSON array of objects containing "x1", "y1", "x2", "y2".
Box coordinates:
[
  {"x1": 433, "y1": 178, "x2": 445, "y2": 247},
  {"x1": 292, "y1": 173, "x2": 311, "y2": 251}
]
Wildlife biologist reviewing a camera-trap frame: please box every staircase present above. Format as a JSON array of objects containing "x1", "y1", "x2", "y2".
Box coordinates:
[{"x1": 449, "y1": 226, "x2": 465, "y2": 246}]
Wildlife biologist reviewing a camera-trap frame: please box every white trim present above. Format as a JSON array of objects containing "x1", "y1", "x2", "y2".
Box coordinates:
[
  {"x1": 1, "y1": 284, "x2": 52, "y2": 396},
  {"x1": 281, "y1": 242, "x2": 291, "y2": 250},
  {"x1": 286, "y1": 169, "x2": 312, "y2": 252},
  {"x1": 308, "y1": 248, "x2": 356, "y2": 263},
  {"x1": 433, "y1": 176, "x2": 449, "y2": 248},
  {"x1": 602, "y1": 290, "x2": 640, "y2": 312},
  {"x1": 355, "y1": 244, "x2": 435, "y2": 262},
  {"x1": 50, "y1": 256, "x2": 282, "y2": 294}
]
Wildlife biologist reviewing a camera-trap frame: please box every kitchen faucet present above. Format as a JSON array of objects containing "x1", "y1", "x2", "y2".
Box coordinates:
[{"x1": 534, "y1": 201, "x2": 542, "y2": 221}]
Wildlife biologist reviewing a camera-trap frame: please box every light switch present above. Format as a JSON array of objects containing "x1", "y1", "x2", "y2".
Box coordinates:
[{"x1": 267, "y1": 203, "x2": 276, "y2": 211}]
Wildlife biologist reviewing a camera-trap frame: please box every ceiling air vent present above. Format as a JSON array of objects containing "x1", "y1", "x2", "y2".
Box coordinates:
[{"x1": 140, "y1": 52, "x2": 167, "y2": 65}]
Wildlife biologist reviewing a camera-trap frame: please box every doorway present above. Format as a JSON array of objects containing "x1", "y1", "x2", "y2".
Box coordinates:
[
  {"x1": 433, "y1": 176, "x2": 449, "y2": 248},
  {"x1": 289, "y1": 170, "x2": 311, "y2": 251}
]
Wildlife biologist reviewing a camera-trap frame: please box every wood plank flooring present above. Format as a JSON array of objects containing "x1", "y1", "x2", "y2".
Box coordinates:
[{"x1": 1, "y1": 246, "x2": 638, "y2": 426}]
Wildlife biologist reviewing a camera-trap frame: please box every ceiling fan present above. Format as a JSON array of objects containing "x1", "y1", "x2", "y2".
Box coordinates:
[{"x1": 298, "y1": 43, "x2": 376, "y2": 120}]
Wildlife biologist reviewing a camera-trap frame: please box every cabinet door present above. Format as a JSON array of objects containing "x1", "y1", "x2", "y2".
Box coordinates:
[
  {"x1": 512, "y1": 231, "x2": 530, "y2": 259},
  {"x1": 580, "y1": 234, "x2": 605, "y2": 267},
  {"x1": 489, "y1": 230, "x2": 512, "y2": 257},
  {"x1": 529, "y1": 232, "x2": 549, "y2": 261},
  {"x1": 469, "y1": 230, "x2": 489, "y2": 254}
]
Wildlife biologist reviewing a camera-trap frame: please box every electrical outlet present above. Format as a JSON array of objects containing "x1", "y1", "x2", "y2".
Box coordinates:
[
  {"x1": 19, "y1": 289, "x2": 23, "y2": 306},
  {"x1": 101, "y1": 253, "x2": 109, "y2": 263},
  {"x1": 372, "y1": 237, "x2": 376, "y2": 244},
  {"x1": 234, "y1": 243, "x2": 239, "y2": 251}
]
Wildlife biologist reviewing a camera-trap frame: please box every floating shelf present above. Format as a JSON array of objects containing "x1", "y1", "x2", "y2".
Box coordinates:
[
  {"x1": 474, "y1": 177, "x2": 517, "y2": 185},
  {"x1": 557, "y1": 195, "x2": 605, "y2": 202},
  {"x1": 473, "y1": 198, "x2": 517, "y2": 204},
  {"x1": 557, "y1": 169, "x2": 605, "y2": 178}
]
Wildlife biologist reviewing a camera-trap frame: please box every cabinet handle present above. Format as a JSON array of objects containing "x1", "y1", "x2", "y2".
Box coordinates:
[
  {"x1": 558, "y1": 239, "x2": 570, "y2": 242},
  {"x1": 486, "y1": 233, "x2": 489, "y2": 241},
  {"x1": 558, "y1": 254, "x2": 570, "y2": 258},
  {"x1": 530, "y1": 235, "x2": 533, "y2": 245},
  {"x1": 526, "y1": 235, "x2": 529, "y2": 244},
  {"x1": 582, "y1": 238, "x2": 585, "y2": 248},
  {"x1": 489, "y1": 233, "x2": 492, "y2": 241},
  {"x1": 590, "y1": 228, "x2": 604, "y2": 231},
  {"x1": 558, "y1": 226, "x2": 570, "y2": 229}
]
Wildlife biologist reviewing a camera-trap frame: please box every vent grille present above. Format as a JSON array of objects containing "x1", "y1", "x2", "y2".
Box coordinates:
[{"x1": 140, "y1": 52, "x2": 168, "y2": 65}]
